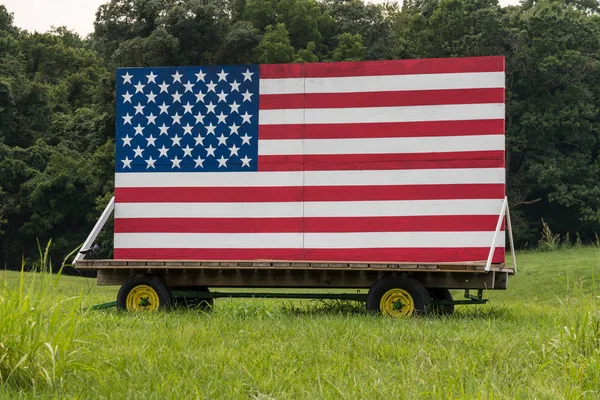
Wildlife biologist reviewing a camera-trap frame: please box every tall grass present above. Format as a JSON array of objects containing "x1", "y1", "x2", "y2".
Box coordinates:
[{"x1": 0, "y1": 241, "x2": 86, "y2": 391}]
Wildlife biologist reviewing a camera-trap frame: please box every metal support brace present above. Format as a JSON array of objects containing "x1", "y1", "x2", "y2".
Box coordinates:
[
  {"x1": 73, "y1": 196, "x2": 115, "y2": 264},
  {"x1": 485, "y1": 196, "x2": 517, "y2": 272}
]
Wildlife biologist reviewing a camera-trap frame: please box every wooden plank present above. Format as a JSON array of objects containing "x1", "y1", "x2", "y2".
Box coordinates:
[{"x1": 76, "y1": 259, "x2": 513, "y2": 274}]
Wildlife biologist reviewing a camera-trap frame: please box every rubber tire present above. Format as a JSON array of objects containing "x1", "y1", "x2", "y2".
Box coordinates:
[
  {"x1": 366, "y1": 274, "x2": 431, "y2": 316},
  {"x1": 116, "y1": 273, "x2": 172, "y2": 311},
  {"x1": 172, "y1": 286, "x2": 214, "y2": 311},
  {"x1": 428, "y1": 288, "x2": 455, "y2": 315}
]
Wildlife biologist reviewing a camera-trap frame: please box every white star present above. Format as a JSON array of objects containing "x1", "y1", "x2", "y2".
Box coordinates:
[
  {"x1": 205, "y1": 144, "x2": 216, "y2": 157},
  {"x1": 146, "y1": 91, "x2": 157, "y2": 103},
  {"x1": 146, "y1": 71, "x2": 157, "y2": 84},
  {"x1": 240, "y1": 133, "x2": 252, "y2": 145},
  {"x1": 158, "y1": 81, "x2": 170, "y2": 93},
  {"x1": 217, "y1": 155, "x2": 228, "y2": 168},
  {"x1": 217, "y1": 69, "x2": 229, "y2": 82},
  {"x1": 240, "y1": 155, "x2": 252, "y2": 167},
  {"x1": 158, "y1": 102, "x2": 169, "y2": 114},
  {"x1": 172, "y1": 91, "x2": 182, "y2": 103},
  {"x1": 145, "y1": 156, "x2": 156, "y2": 169},
  {"x1": 182, "y1": 123, "x2": 193, "y2": 135},
  {"x1": 122, "y1": 91, "x2": 133, "y2": 103},
  {"x1": 133, "y1": 146, "x2": 144, "y2": 158},
  {"x1": 146, "y1": 113, "x2": 157, "y2": 125},
  {"x1": 242, "y1": 90, "x2": 253, "y2": 102},
  {"x1": 217, "y1": 90, "x2": 228, "y2": 103},
  {"x1": 194, "y1": 155, "x2": 205, "y2": 168},
  {"x1": 172, "y1": 71, "x2": 183, "y2": 83},
  {"x1": 122, "y1": 72, "x2": 133, "y2": 84},
  {"x1": 229, "y1": 101, "x2": 240, "y2": 114},
  {"x1": 205, "y1": 123, "x2": 216, "y2": 135},
  {"x1": 229, "y1": 144, "x2": 240, "y2": 156},
  {"x1": 194, "y1": 112, "x2": 205, "y2": 125},
  {"x1": 241, "y1": 111, "x2": 252, "y2": 124},
  {"x1": 216, "y1": 112, "x2": 228, "y2": 124},
  {"x1": 217, "y1": 134, "x2": 228, "y2": 146},
  {"x1": 182, "y1": 145, "x2": 194, "y2": 158},
  {"x1": 158, "y1": 123, "x2": 169, "y2": 135},
  {"x1": 122, "y1": 113, "x2": 133, "y2": 125},
  {"x1": 171, "y1": 134, "x2": 182, "y2": 146},
  {"x1": 229, "y1": 123, "x2": 240, "y2": 135},
  {"x1": 134, "y1": 81, "x2": 145, "y2": 93},
  {"x1": 195, "y1": 70, "x2": 206, "y2": 82},
  {"x1": 122, "y1": 134, "x2": 133, "y2": 146},
  {"x1": 242, "y1": 69, "x2": 254, "y2": 81},
  {"x1": 122, "y1": 157, "x2": 132, "y2": 168},
  {"x1": 183, "y1": 102, "x2": 193, "y2": 114},
  {"x1": 158, "y1": 145, "x2": 169, "y2": 157},
  {"x1": 146, "y1": 134, "x2": 157, "y2": 147},
  {"x1": 133, "y1": 124, "x2": 144, "y2": 136},
  {"x1": 195, "y1": 91, "x2": 206, "y2": 103},
  {"x1": 171, "y1": 113, "x2": 182, "y2": 124},
  {"x1": 171, "y1": 156, "x2": 182, "y2": 168},
  {"x1": 205, "y1": 102, "x2": 216, "y2": 114},
  {"x1": 194, "y1": 134, "x2": 205, "y2": 146},
  {"x1": 229, "y1": 80, "x2": 240, "y2": 92},
  {"x1": 134, "y1": 103, "x2": 145, "y2": 114},
  {"x1": 206, "y1": 80, "x2": 217, "y2": 93},
  {"x1": 183, "y1": 80, "x2": 194, "y2": 92}
]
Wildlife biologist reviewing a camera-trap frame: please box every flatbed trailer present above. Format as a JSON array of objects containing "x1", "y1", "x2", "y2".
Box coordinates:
[
  {"x1": 73, "y1": 193, "x2": 515, "y2": 317},
  {"x1": 75, "y1": 56, "x2": 516, "y2": 317}
]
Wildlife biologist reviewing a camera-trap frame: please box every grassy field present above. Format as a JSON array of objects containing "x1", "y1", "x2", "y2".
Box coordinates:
[{"x1": 1, "y1": 248, "x2": 600, "y2": 399}]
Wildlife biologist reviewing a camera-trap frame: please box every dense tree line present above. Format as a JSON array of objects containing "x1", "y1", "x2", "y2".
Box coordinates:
[{"x1": 0, "y1": 0, "x2": 599, "y2": 267}]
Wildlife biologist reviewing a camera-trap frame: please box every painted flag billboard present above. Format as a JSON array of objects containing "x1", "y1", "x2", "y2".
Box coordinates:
[{"x1": 113, "y1": 56, "x2": 506, "y2": 263}]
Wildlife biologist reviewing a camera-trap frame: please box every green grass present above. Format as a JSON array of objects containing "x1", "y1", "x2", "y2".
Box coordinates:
[{"x1": 2, "y1": 248, "x2": 600, "y2": 399}]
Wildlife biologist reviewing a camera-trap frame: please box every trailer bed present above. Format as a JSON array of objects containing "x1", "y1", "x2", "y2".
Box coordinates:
[{"x1": 75, "y1": 259, "x2": 514, "y2": 290}]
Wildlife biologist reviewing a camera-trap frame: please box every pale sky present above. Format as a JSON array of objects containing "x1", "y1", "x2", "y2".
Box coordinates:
[{"x1": 3, "y1": 0, "x2": 521, "y2": 37}]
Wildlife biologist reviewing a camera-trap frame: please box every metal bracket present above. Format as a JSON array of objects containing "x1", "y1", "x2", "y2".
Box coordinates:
[
  {"x1": 485, "y1": 196, "x2": 517, "y2": 273},
  {"x1": 73, "y1": 196, "x2": 115, "y2": 265}
]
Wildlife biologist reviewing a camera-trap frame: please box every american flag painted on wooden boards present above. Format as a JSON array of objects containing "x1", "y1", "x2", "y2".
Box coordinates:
[{"x1": 114, "y1": 56, "x2": 506, "y2": 263}]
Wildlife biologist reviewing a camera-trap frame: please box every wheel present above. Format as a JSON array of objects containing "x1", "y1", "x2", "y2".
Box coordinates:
[
  {"x1": 366, "y1": 274, "x2": 431, "y2": 317},
  {"x1": 116, "y1": 274, "x2": 172, "y2": 312},
  {"x1": 172, "y1": 286, "x2": 214, "y2": 311},
  {"x1": 428, "y1": 288, "x2": 455, "y2": 315}
]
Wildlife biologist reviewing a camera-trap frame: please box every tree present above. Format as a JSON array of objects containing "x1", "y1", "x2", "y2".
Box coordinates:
[
  {"x1": 330, "y1": 32, "x2": 364, "y2": 61},
  {"x1": 257, "y1": 23, "x2": 295, "y2": 63}
]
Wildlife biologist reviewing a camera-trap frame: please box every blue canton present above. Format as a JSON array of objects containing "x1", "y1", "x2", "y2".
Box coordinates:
[{"x1": 115, "y1": 65, "x2": 259, "y2": 172}]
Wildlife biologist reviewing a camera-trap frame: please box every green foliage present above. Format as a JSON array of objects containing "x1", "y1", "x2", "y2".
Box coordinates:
[
  {"x1": 330, "y1": 32, "x2": 365, "y2": 61},
  {"x1": 1, "y1": 0, "x2": 600, "y2": 265},
  {"x1": 257, "y1": 23, "x2": 295, "y2": 63}
]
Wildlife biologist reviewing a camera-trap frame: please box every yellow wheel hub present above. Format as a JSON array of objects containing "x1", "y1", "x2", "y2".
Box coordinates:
[
  {"x1": 380, "y1": 288, "x2": 415, "y2": 317},
  {"x1": 126, "y1": 285, "x2": 160, "y2": 311}
]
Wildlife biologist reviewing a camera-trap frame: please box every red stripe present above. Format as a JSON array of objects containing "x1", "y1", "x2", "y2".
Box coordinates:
[
  {"x1": 259, "y1": 88, "x2": 504, "y2": 110},
  {"x1": 259, "y1": 120, "x2": 505, "y2": 140},
  {"x1": 116, "y1": 184, "x2": 504, "y2": 203},
  {"x1": 114, "y1": 247, "x2": 505, "y2": 263},
  {"x1": 259, "y1": 56, "x2": 505, "y2": 79},
  {"x1": 259, "y1": 151, "x2": 504, "y2": 171},
  {"x1": 115, "y1": 216, "x2": 503, "y2": 233}
]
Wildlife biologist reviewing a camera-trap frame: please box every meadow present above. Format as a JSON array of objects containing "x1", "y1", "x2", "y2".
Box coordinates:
[{"x1": 1, "y1": 247, "x2": 600, "y2": 399}]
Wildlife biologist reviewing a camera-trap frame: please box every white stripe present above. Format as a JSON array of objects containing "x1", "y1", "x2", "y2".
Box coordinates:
[
  {"x1": 115, "y1": 168, "x2": 505, "y2": 188},
  {"x1": 259, "y1": 104, "x2": 504, "y2": 125},
  {"x1": 259, "y1": 72, "x2": 505, "y2": 95},
  {"x1": 115, "y1": 199, "x2": 504, "y2": 219},
  {"x1": 114, "y1": 231, "x2": 505, "y2": 249},
  {"x1": 258, "y1": 135, "x2": 505, "y2": 156}
]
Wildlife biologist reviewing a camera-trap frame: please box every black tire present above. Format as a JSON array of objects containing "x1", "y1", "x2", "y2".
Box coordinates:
[
  {"x1": 116, "y1": 273, "x2": 172, "y2": 311},
  {"x1": 366, "y1": 274, "x2": 431, "y2": 317},
  {"x1": 172, "y1": 286, "x2": 214, "y2": 311},
  {"x1": 428, "y1": 288, "x2": 455, "y2": 315}
]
